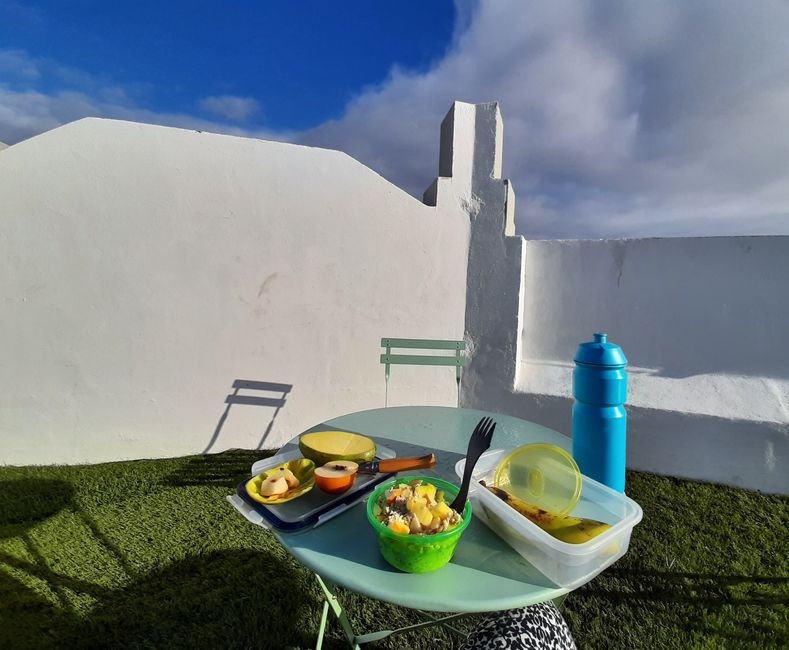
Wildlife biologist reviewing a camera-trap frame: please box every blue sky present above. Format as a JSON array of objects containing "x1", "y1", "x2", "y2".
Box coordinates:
[
  {"x1": 2, "y1": 0, "x2": 789, "y2": 239},
  {"x1": 0, "y1": 1, "x2": 456, "y2": 130}
]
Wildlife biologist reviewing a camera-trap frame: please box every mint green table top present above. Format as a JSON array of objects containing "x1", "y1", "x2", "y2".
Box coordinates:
[{"x1": 276, "y1": 406, "x2": 571, "y2": 613}]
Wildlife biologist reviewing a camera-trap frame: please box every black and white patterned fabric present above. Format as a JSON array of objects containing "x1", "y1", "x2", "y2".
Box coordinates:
[{"x1": 460, "y1": 602, "x2": 576, "y2": 650}]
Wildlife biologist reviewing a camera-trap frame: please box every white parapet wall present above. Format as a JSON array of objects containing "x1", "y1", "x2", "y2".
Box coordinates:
[
  {"x1": 447, "y1": 101, "x2": 789, "y2": 493},
  {"x1": 2, "y1": 105, "x2": 787, "y2": 494},
  {"x1": 0, "y1": 118, "x2": 470, "y2": 465},
  {"x1": 513, "y1": 236, "x2": 789, "y2": 494}
]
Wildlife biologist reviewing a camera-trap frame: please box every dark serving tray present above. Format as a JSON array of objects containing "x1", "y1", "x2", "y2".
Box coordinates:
[{"x1": 234, "y1": 445, "x2": 396, "y2": 533}]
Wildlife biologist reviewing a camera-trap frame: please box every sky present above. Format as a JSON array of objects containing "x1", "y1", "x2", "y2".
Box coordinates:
[{"x1": 2, "y1": 0, "x2": 789, "y2": 239}]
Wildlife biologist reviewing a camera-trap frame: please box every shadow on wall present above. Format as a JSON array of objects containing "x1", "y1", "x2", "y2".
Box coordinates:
[
  {"x1": 203, "y1": 379, "x2": 293, "y2": 454},
  {"x1": 474, "y1": 389, "x2": 789, "y2": 494},
  {"x1": 524, "y1": 238, "x2": 789, "y2": 382}
]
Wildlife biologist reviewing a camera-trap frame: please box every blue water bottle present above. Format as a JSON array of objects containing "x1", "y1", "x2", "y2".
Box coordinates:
[{"x1": 572, "y1": 333, "x2": 628, "y2": 492}]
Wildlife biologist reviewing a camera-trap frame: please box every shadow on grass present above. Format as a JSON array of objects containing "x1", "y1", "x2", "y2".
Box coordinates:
[
  {"x1": 163, "y1": 449, "x2": 277, "y2": 489},
  {"x1": 590, "y1": 567, "x2": 789, "y2": 607},
  {"x1": 571, "y1": 566, "x2": 789, "y2": 648},
  {"x1": 4, "y1": 548, "x2": 334, "y2": 650},
  {"x1": 0, "y1": 479, "x2": 75, "y2": 538},
  {"x1": 63, "y1": 548, "x2": 326, "y2": 650},
  {"x1": 0, "y1": 470, "x2": 342, "y2": 649},
  {"x1": 0, "y1": 568, "x2": 75, "y2": 650}
]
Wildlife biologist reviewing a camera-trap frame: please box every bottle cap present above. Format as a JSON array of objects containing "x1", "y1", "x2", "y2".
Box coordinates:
[
  {"x1": 574, "y1": 332, "x2": 627, "y2": 367},
  {"x1": 494, "y1": 444, "x2": 582, "y2": 516}
]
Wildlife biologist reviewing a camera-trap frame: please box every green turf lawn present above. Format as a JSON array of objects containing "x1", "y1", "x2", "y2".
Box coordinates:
[{"x1": 1, "y1": 450, "x2": 786, "y2": 649}]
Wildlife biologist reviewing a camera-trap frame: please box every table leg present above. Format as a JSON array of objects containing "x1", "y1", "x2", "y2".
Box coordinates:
[
  {"x1": 316, "y1": 600, "x2": 330, "y2": 650},
  {"x1": 314, "y1": 573, "x2": 471, "y2": 647},
  {"x1": 314, "y1": 574, "x2": 362, "y2": 650},
  {"x1": 552, "y1": 593, "x2": 568, "y2": 609},
  {"x1": 354, "y1": 611, "x2": 470, "y2": 644},
  {"x1": 413, "y1": 610, "x2": 471, "y2": 639}
]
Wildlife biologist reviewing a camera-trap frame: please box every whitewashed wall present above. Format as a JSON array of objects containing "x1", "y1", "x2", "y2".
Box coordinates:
[
  {"x1": 512, "y1": 237, "x2": 789, "y2": 494},
  {"x1": 0, "y1": 118, "x2": 470, "y2": 464},
  {"x1": 2, "y1": 104, "x2": 787, "y2": 494},
  {"x1": 450, "y1": 104, "x2": 789, "y2": 494}
]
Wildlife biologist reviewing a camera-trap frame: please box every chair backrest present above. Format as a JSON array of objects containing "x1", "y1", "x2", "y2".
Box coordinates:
[{"x1": 380, "y1": 337, "x2": 467, "y2": 407}]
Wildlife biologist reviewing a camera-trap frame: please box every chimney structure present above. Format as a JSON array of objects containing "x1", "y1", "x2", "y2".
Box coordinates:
[{"x1": 424, "y1": 101, "x2": 525, "y2": 406}]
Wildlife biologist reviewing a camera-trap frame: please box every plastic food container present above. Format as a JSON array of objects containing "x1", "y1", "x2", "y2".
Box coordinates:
[
  {"x1": 456, "y1": 449, "x2": 642, "y2": 589},
  {"x1": 494, "y1": 443, "x2": 582, "y2": 516},
  {"x1": 366, "y1": 476, "x2": 472, "y2": 573}
]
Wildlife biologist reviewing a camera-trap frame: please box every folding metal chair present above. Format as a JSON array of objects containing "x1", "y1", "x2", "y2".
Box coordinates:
[{"x1": 380, "y1": 338, "x2": 466, "y2": 406}]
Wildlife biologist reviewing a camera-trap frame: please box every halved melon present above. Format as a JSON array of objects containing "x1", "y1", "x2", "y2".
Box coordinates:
[{"x1": 299, "y1": 430, "x2": 376, "y2": 466}]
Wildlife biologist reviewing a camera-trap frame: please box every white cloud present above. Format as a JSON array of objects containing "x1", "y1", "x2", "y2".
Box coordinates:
[
  {"x1": 0, "y1": 50, "x2": 282, "y2": 145},
  {"x1": 299, "y1": 0, "x2": 789, "y2": 239},
  {"x1": 198, "y1": 95, "x2": 261, "y2": 122},
  {"x1": 0, "y1": 48, "x2": 41, "y2": 80},
  {"x1": 0, "y1": 85, "x2": 283, "y2": 145},
  {"x1": 3, "y1": 1, "x2": 789, "y2": 239}
]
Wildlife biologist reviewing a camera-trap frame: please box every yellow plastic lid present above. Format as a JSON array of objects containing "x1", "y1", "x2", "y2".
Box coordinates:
[{"x1": 493, "y1": 444, "x2": 582, "y2": 516}]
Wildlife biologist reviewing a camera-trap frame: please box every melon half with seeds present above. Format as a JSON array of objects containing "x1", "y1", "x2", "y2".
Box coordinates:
[{"x1": 299, "y1": 430, "x2": 376, "y2": 466}]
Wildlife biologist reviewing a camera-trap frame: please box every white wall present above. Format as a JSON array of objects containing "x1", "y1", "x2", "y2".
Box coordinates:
[
  {"x1": 2, "y1": 105, "x2": 787, "y2": 494},
  {"x1": 512, "y1": 236, "x2": 789, "y2": 493},
  {"x1": 0, "y1": 118, "x2": 470, "y2": 465},
  {"x1": 436, "y1": 104, "x2": 789, "y2": 494},
  {"x1": 518, "y1": 237, "x2": 789, "y2": 418}
]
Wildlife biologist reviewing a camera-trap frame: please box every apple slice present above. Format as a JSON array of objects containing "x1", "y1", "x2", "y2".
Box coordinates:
[
  {"x1": 269, "y1": 467, "x2": 300, "y2": 489},
  {"x1": 314, "y1": 460, "x2": 359, "y2": 494},
  {"x1": 259, "y1": 475, "x2": 289, "y2": 497}
]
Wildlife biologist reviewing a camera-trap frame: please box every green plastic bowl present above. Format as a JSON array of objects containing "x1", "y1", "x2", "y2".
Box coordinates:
[{"x1": 366, "y1": 476, "x2": 472, "y2": 573}]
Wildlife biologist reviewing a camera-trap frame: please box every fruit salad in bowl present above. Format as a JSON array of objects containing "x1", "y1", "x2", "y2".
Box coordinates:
[
  {"x1": 372, "y1": 479, "x2": 463, "y2": 535},
  {"x1": 366, "y1": 476, "x2": 471, "y2": 573}
]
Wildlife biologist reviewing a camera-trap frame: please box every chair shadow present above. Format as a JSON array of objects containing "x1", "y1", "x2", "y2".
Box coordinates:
[
  {"x1": 203, "y1": 379, "x2": 293, "y2": 454},
  {"x1": 163, "y1": 448, "x2": 277, "y2": 488}
]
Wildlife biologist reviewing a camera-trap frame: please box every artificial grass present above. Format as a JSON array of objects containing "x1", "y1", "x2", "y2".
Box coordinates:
[{"x1": 0, "y1": 451, "x2": 786, "y2": 649}]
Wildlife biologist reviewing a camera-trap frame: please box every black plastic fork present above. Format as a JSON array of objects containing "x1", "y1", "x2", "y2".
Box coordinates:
[{"x1": 450, "y1": 416, "x2": 496, "y2": 512}]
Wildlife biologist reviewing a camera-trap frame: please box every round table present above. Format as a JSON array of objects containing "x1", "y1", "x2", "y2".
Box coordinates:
[{"x1": 276, "y1": 406, "x2": 572, "y2": 614}]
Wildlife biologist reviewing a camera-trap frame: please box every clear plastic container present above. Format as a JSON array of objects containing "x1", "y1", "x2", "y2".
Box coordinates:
[
  {"x1": 494, "y1": 443, "x2": 581, "y2": 516},
  {"x1": 455, "y1": 448, "x2": 643, "y2": 589}
]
